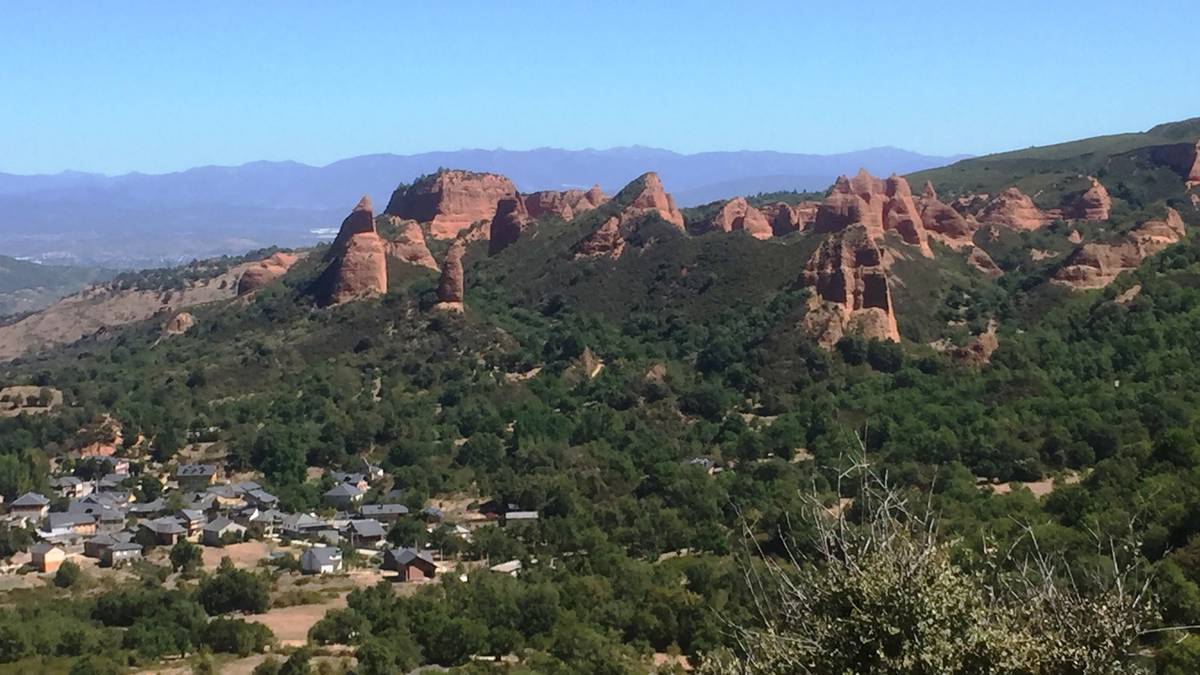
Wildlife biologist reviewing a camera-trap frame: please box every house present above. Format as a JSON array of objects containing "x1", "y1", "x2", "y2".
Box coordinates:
[
  {"x1": 176, "y1": 464, "x2": 219, "y2": 490},
  {"x1": 341, "y1": 519, "x2": 387, "y2": 548},
  {"x1": 299, "y1": 546, "x2": 343, "y2": 575},
  {"x1": 30, "y1": 542, "x2": 67, "y2": 573},
  {"x1": 94, "y1": 456, "x2": 130, "y2": 475},
  {"x1": 102, "y1": 541, "x2": 142, "y2": 568},
  {"x1": 50, "y1": 476, "x2": 92, "y2": 500},
  {"x1": 323, "y1": 483, "x2": 365, "y2": 509},
  {"x1": 237, "y1": 507, "x2": 283, "y2": 536},
  {"x1": 10, "y1": 492, "x2": 50, "y2": 519},
  {"x1": 420, "y1": 506, "x2": 445, "y2": 522},
  {"x1": 205, "y1": 484, "x2": 245, "y2": 509},
  {"x1": 382, "y1": 547, "x2": 438, "y2": 581},
  {"x1": 359, "y1": 503, "x2": 409, "y2": 522},
  {"x1": 245, "y1": 489, "x2": 279, "y2": 509},
  {"x1": 181, "y1": 492, "x2": 219, "y2": 512},
  {"x1": 175, "y1": 509, "x2": 207, "y2": 536},
  {"x1": 84, "y1": 531, "x2": 135, "y2": 559},
  {"x1": 281, "y1": 513, "x2": 326, "y2": 539},
  {"x1": 40, "y1": 512, "x2": 97, "y2": 540},
  {"x1": 202, "y1": 516, "x2": 247, "y2": 547},
  {"x1": 502, "y1": 511, "x2": 539, "y2": 527},
  {"x1": 140, "y1": 517, "x2": 186, "y2": 545}
]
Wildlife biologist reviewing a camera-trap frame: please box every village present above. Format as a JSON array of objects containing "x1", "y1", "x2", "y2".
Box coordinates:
[{"x1": 0, "y1": 435, "x2": 541, "y2": 588}]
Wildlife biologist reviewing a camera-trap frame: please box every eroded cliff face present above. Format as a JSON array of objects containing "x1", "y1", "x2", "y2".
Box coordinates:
[
  {"x1": 488, "y1": 196, "x2": 532, "y2": 255},
  {"x1": 760, "y1": 201, "x2": 818, "y2": 236},
  {"x1": 978, "y1": 187, "x2": 1049, "y2": 231},
  {"x1": 382, "y1": 216, "x2": 439, "y2": 271},
  {"x1": 386, "y1": 170, "x2": 517, "y2": 240},
  {"x1": 523, "y1": 186, "x2": 607, "y2": 221},
  {"x1": 1062, "y1": 177, "x2": 1112, "y2": 221},
  {"x1": 318, "y1": 196, "x2": 388, "y2": 305},
  {"x1": 917, "y1": 181, "x2": 977, "y2": 249},
  {"x1": 1053, "y1": 207, "x2": 1186, "y2": 290},
  {"x1": 801, "y1": 223, "x2": 900, "y2": 347},
  {"x1": 814, "y1": 170, "x2": 932, "y2": 256},
  {"x1": 573, "y1": 172, "x2": 684, "y2": 260}
]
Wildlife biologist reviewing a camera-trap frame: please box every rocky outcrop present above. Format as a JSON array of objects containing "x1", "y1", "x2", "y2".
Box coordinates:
[
  {"x1": 701, "y1": 197, "x2": 772, "y2": 239},
  {"x1": 979, "y1": 187, "x2": 1049, "y2": 230},
  {"x1": 318, "y1": 196, "x2": 388, "y2": 305},
  {"x1": 524, "y1": 186, "x2": 607, "y2": 221},
  {"x1": 814, "y1": 170, "x2": 931, "y2": 255},
  {"x1": 573, "y1": 173, "x2": 683, "y2": 260},
  {"x1": 488, "y1": 196, "x2": 532, "y2": 255},
  {"x1": 1053, "y1": 208, "x2": 1185, "y2": 290},
  {"x1": 237, "y1": 252, "x2": 300, "y2": 296},
  {"x1": 434, "y1": 239, "x2": 466, "y2": 312},
  {"x1": 1062, "y1": 177, "x2": 1112, "y2": 221},
  {"x1": 883, "y1": 175, "x2": 932, "y2": 257},
  {"x1": 760, "y1": 201, "x2": 818, "y2": 236},
  {"x1": 382, "y1": 217, "x2": 439, "y2": 271},
  {"x1": 162, "y1": 312, "x2": 195, "y2": 337},
  {"x1": 801, "y1": 223, "x2": 900, "y2": 347},
  {"x1": 949, "y1": 325, "x2": 999, "y2": 366},
  {"x1": 573, "y1": 216, "x2": 626, "y2": 260},
  {"x1": 386, "y1": 170, "x2": 517, "y2": 240},
  {"x1": 918, "y1": 182, "x2": 976, "y2": 249},
  {"x1": 966, "y1": 247, "x2": 1002, "y2": 278}
]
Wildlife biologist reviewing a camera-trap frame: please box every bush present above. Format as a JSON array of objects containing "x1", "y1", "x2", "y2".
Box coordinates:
[
  {"x1": 54, "y1": 560, "x2": 84, "y2": 588},
  {"x1": 196, "y1": 559, "x2": 270, "y2": 615}
]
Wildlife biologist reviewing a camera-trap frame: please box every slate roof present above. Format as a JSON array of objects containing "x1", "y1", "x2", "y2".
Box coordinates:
[
  {"x1": 324, "y1": 483, "x2": 365, "y2": 498},
  {"x1": 176, "y1": 464, "x2": 218, "y2": 477},
  {"x1": 344, "y1": 519, "x2": 386, "y2": 538},
  {"x1": 360, "y1": 503, "x2": 409, "y2": 517},
  {"x1": 12, "y1": 492, "x2": 49, "y2": 507}
]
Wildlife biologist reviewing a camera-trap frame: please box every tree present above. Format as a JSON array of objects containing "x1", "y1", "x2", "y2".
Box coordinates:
[
  {"x1": 196, "y1": 560, "x2": 270, "y2": 615},
  {"x1": 202, "y1": 618, "x2": 273, "y2": 656},
  {"x1": 54, "y1": 560, "x2": 84, "y2": 588},
  {"x1": 68, "y1": 655, "x2": 122, "y2": 675},
  {"x1": 0, "y1": 524, "x2": 32, "y2": 558},
  {"x1": 170, "y1": 539, "x2": 203, "y2": 575}
]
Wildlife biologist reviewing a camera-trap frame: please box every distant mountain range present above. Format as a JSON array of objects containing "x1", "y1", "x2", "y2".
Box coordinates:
[{"x1": 0, "y1": 146, "x2": 966, "y2": 267}]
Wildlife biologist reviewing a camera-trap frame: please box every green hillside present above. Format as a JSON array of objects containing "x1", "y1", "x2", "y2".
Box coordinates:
[
  {"x1": 910, "y1": 116, "x2": 1200, "y2": 208},
  {"x1": 0, "y1": 255, "x2": 113, "y2": 317}
]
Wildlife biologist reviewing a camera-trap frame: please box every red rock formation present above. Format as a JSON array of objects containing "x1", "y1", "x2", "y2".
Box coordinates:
[
  {"x1": 386, "y1": 170, "x2": 517, "y2": 240},
  {"x1": 814, "y1": 174, "x2": 883, "y2": 236},
  {"x1": 702, "y1": 197, "x2": 772, "y2": 239},
  {"x1": 624, "y1": 172, "x2": 684, "y2": 230},
  {"x1": 524, "y1": 186, "x2": 608, "y2": 221},
  {"x1": 382, "y1": 216, "x2": 438, "y2": 271},
  {"x1": 1053, "y1": 208, "x2": 1185, "y2": 289},
  {"x1": 801, "y1": 223, "x2": 900, "y2": 347},
  {"x1": 237, "y1": 252, "x2": 300, "y2": 296},
  {"x1": 434, "y1": 239, "x2": 466, "y2": 312},
  {"x1": 917, "y1": 182, "x2": 976, "y2": 249},
  {"x1": 1063, "y1": 177, "x2": 1112, "y2": 221},
  {"x1": 979, "y1": 187, "x2": 1049, "y2": 230},
  {"x1": 883, "y1": 175, "x2": 932, "y2": 257},
  {"x1": 319, "y1": 196, "x2": 388, "y2": 305},
  {"x1": 814, "y1": 170, "x2": 931, "y2": 255},
  {"x1": 760, "y1": 201, "x2": 819, "y2": 236},
  {"x1": 950, "y1": 325, "x2": 999, "y2": 366},
  {"x1": 1068, "y1": 229, "x2": 1083, "y2": 244},
  {"x1": 573, "y1": 173, "x2": 683, "y2": 259},
  {"x1": 488, "y1": 196, "x2": 532, "y2": 255}
]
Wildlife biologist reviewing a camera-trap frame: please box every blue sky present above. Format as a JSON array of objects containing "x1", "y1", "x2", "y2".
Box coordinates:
[{"x1": 2, "y1": 1, "x2": 1197, "y2": 175}]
